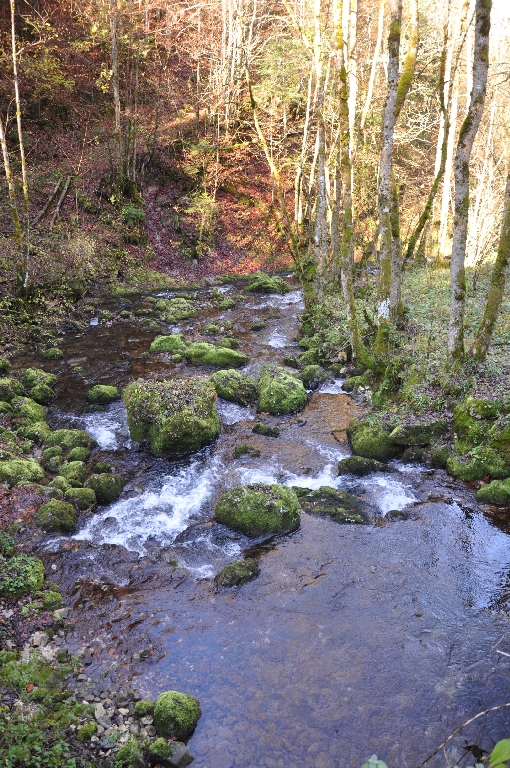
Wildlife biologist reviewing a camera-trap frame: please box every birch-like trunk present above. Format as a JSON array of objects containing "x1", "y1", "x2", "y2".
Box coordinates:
[
  {"x1": 374, "y1": 0, "x2": 402, "y2": 356},
  {"x1": 448, "y1": 0, "x2": 492, "y2": 362},
  {"x1": 0, "y1": 116, "x2": 23, "y2": 248},
  {"x1": 110, "y1": 0, "x2": 123, "y2": 190},
  {"x1": 360, "y1": 0, "x2": 385, "y2": 135},
  {"x1": 470, "y1": 171, "x2": 510, "y2": 361}
]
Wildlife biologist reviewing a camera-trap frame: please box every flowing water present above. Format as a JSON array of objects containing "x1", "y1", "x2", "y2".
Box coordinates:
[{"x1": 15, "y1": 283, "x2": 510, "y2": 768}]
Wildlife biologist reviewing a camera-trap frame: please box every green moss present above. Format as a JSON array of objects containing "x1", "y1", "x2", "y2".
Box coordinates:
[
  {"x1": 215, "y1": 483, "x2": 300, "y2": 537},
  {"x1": 347, "y1": 422, "x2": 399, "y2": 463},
  {"x1": 251, "y1": 321, "x2": 267, "y2": 331},
  {"x1": 298, "y1": 349, "x2": 318, "y2": 366},
  {"x1": 48, "y1": 475, "x2": 71, "y2": 493},
  {"x1": 0, "y1": 531, "x2": 15, "y2": 557},
  {"x1": 43, "y1": 347, "x2": 63, "y2": 359},
  {"x1": 46, "y1": 429, "x2": 93, "y2": 451},
  {"x1": 296, "y1": 485, "x2": 367, "y2": 523},
  {"x1": 430, "y1": 443, "x2": 451, "y2": 468},
  {"x1": 17, "y1": 421, "x2": 51, "y2": 443},
  {"x1": 338, "y1": 456, "x2": 390, "y2": 476},
  {"x1": 234, "y1": 443, "x2": 261, "y2": 458},
  {"x1": 147, "y1": 737, "x2": 173, "y2": 761},
  {"x1": 58, "y1": 461, "x2": 87, "y2": 487},
  {"x1": 453, "y1": 400, "x2": 492, "y2": 449},
  {"x1": 86, "y1": 385, "x2": 120, "y2": 404},
  {"x1": 124, "y1": 378, "x2": 220, "y2": 456},
  {"x1": 0, "y1": 555, "x2": 44, "y2": 597},
  {"x1": 477, "y1": 479, "x2": 510, "y2": 506},
  {"x1": 35, "y1": 500, "x2": 78, "y2": 533},
  {"x1": 85, "y1": 473, "x2": 124, "y2": 504},
  {"x1": 342, "y1": 373, "x2": 375, "y2": 393},
  {"x1": 202, "y1": 323, "x2": 219, "y2": 334},
  {"x1": 134, "y1": 699, "x2": 155, "y2": 717},
  {"x1": 0, "y1": 378, "x2": 24, "y2": 402},
  {"x1": 91, "y1": 461, "x2": 112, "y2": 474},
  {"x1": 23, "y1": 368, "x2": 57, "y2": 389},
  {"x1": 154, "y1": 690, "x2": 202, "y2": 740},
  {"x1": 489, "y1": 420, "x2": 510, "y2": 464},
  {"x1": 257, "y1": 365, "x2": 307, "y2": 415},
  {"x1": 211, "y1": 369, "x2": 258, "y2": 406},
  {"x1": 113, "y1": 738, "x2": 145, "y2": 768},
  {"x1": 29, "y1": 383, "x2": 55, "y2": 405},
  {"x1": 218, "y1": 337, "x2": 239, "y2": 349},
  {"x1": 150, "y1": 334, "x2": 186, "y2": 354},
  {"x1": 215, "y1": 559, "x2": 260, "y2": 587},
  {"x1": 0, "y1": 401, "x2": 12, "y2": 415},
  {"x1": 388, "y1": 420, "x2": 447, "y2": 447},
  {"x1": 185, "y1": 342, "x2": 248, "y2": 368},
  {"x1": 245, "y1": 271, "x2": 291, "y2": 294},
  {"x1": 42, "y1": 446, "x2": 63, "y2": 472},
  {"x1": 252, "y1": 422, "x2": 280, "y2": 437},
  {"x1": 446, "y1": 454, "x2": 485, "y2": 481},
  {"x1": 11, "y1": 397, "x2": 47, "y2": 423},
  {"x1": 0, "y1": 359, "x2": 11, "y2": 374},
  {"x1": 76, "y1": 721, "x2": 98, "y2": 741},
  {"x1": 299, "y1": 365, "x2": 328, "y2": 390},
  {"x1": 64, "y1": 487, "x2": 96, "y2": 510},
  {"x1": 155, "y1": 297, "x2": 198, "y2": 320},
  {"x1": 67, "y1": 446, "x2": 91, "y2": 462},
  {"x1": 0, "y1": 458, "x2": 44, "y2": 487}
]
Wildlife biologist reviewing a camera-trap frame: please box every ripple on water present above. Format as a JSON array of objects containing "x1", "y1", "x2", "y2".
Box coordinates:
[
  {"x1": 80, "y1": 401, "x2": 131, "y2": 450},
  {"x1": 216, "y1": 399, "x2": 255, "y2": 424}
]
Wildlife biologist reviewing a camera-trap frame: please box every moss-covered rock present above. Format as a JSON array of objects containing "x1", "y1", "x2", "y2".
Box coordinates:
[
  {"x1": 0, "y1": 359, "x2": 11, "y2": 375},
  {"x1": 147, "y1": 738, "x2": 172, "y2": 763},
  {"x1": 58, "y1": 461, "x2": 87, "y2": 487},
  {"x1": 346, "y1": 422, "x2": 399, "y2": 463},
  {"x1": 0, "y1": 458, "x2": 44, "y2": 487},
  {"x1": 91, "y1": 461, "x2": 112, "y2": 474},
  {"x1": 43, "y1": 347, "x2": 63, "y2": 359},
  {"x1": 430, "y1": 443, "x2": 452, "y2": 469},
  {"x1": 342, "y1": 372, "x2": 375, "y2": 394},
  {"x1": 150, "y1": 334, "x2": 186, "y2": 354},
  {"x1": 252, "y1": 422, "x2": 280, "y2": 437},
  {"x1": 85, "y1": 473, "x2": 124, "y2": 504},
  {"x1": 155, "y1": 297, "x2": 197, "y2": 321},
  {"x1": 0, "y1": 555, "x2": 44, "y2": 597},
  {"x1": 124, "y1": 378, "x2": 220, "y2": 456},
  {"x1": 0, "y1": 531, "x2": 15, "y2": 557},
  {"x1": 38, "y1": 590, "x2": 64, "y2": 610},
  {"x1": 234, "y1": 443, "x2": 261, "y2": 458},
  {"x1": 298, "y1": 365, "x2": 329, "y2": 390},
  {"x1": 154, "y1": 690, "x2": 202, "y2": 740},
  {"x1": 113, "y1": 738, "x2": 145, "y2": 768},
  {"x1": 295, "y1": 485, "x2": 368, "y2": 523},
  {"x1": 46, "y1": 429, "x2": 94, "y2": 451},
  {"x1": 338, "y1": 455, "x2": 391, "y2": 476},
  {"x1": 35, "y1": 499, "x2": 78, "y2": 533},
  {"x1": 23, "y1": 368, "x2": 57, "y2": 389},
  {"x1": 215, "y1": 483, "x2": 300, "y2": 537},
  {"x1": 245, "y1": 271, "x2": 291, "y2": 294},
  {"x1": 0, "y1": 401, "x2": 12, "y2": 415},
  {"x1": 257, "y1": 365, "x2": 307, "y2": 415},
  {"x1": 76, "y1": 722, "x2": 98, "y2": 741},
  {"x1": 134, "y1": 699, "x2": 155, "y2": 717},
  {"x1": 447, "y1": 447, "x2": 510, "y2": 481},
  {"x1": 185, "y1": 342, "x2": 248, "y2": 368},
  {"x1": 86, "y1": 385, "x2": 120, "y2": 404},
  {"x1": 453, "y1": 398, "x2": 494, "y2": 450},
  {"x1": 0, "y1": 378, "x2": 24, "y2": 402},
  {"x1": 211, "y1": 369, "x2": 257, "y2": 406},
  {"x1": 218, "y1": 337, "x2": 239, "y2": 349},
  {"x1": 64, "y1": 487, "x2": 96, "y2": 510},
  {"x1": 29, "y1": 383, "x2": 55, "y2": 405},
  {"x1": 215, "y1": 559, "x2": 260, "y2": 587},
  {"x1": 388, "y1": 420, "x2": 447, "y2": 447},
  {"x1": 11, "y1": 397, "x2": 46, "y2": 424},
  {"x1": 17, "y1": 421, "x2": 51, "y2": 443},
  {"x1": 67, "y1": 446, "x2": 91, "y2": 463},
  {"x1": 476, "y1": 479, "x2": 510, "y2": 506},
  {"x1": 488, "y1": 419, "x2": 510, "y2": 464},
  {"x1": 202, "y1": 323, "x2": 219, "y2": 335},
  {"x1": 41, "y1": 446, "x2": 63, "y2": 472},
  {"x1": 298, "y1": 349, "x2": 318, "y2": 366},
  {"x1": 48, "y1": 475, "x2": 70, "y2": 493}
]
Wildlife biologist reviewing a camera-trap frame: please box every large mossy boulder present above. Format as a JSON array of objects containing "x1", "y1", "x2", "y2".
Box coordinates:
[
  {"x1": 154, "y1": 691, "x2": 201, "y2": 740},
  {"x1": 215, "y1": 559, "x2": 260, "y2": 587},
  {"x1": 23, "y1": 368, "x2": 56, "y2": 389},
  {"x1": 294, "y1": 485, "x2": 368, "y2": 524},
  {"x1": 155, "y1": 297, "x2": 197, "y2": 321},
  {"x1": 298, "y1": 365, "x2": 329, "y2": 390},
  {"x1": 41, "y1": 446, "x2": 63, "y2": 472},
  {"x1": 245, "y1": 271, "x2": 291, "y2": 294},
  {"x1": 11, "y1": 397, "x2": 46, "y2": 423},
  {"x1": 338, "y1": 455, "x2": 391, "y2": 476},
  {"x1": 185, "y1": 342, "x2": 248, "y2": 368},
  {"x1": 46, "y1": 429, "x2": 94, "y2": 452},
  {"x1": 86, "y1": 385, "x2": 120, "y2": 404},
  {"x1": 0, "y1": 378, "x2": 24, "y2": 402},
  {"x1": 346, "y1": 421, "x2": 399, "y2": 463},
  {"x1": 0, "y1": 555, "x2": 44, "y2": 597},
  {"x1": 58, "y1": 461, "x2": 87, "y2": 487},
  {"x1": 35, "y1": 499, "x2": 78, "y2": 533},
  {"x1": 150, "y1": 334, "x2": 186, "y2": 354},
  {"x1": 453, "y1": 397, "x2": 497, "y2": 451},
  {"x1": 0, "y1": 458, "x2": 44, "y2": 487},
  {"x1": 64, "y1": 487, "x2": 96, "y2": 510},
  {"x1": 257, "y1": 365, "x2": 307, "y2": 415},
  {"x1": 17, "y1": 421, "x2": 51, "y2": 443},
  {"x1": 29, "y1": 383, "x2": 55, "y2": 405},
  {"x1": 477, "y1": 479, "x2": 510, "y2": 506},
  {"x1": 488, "y1": 419, "x2": 510, "y2": 464},
  {"x1": 446, "y1": 447, "x2": 510, "y2": 482},
  {"x1": 124, "y1": 378, "x2": 220, "y2": 456},
  {"x1": 85, "y1": 473, "x2": 124, "y2": 504},
  {"x1": 215, "y1": 483, "x2": 300, "y2": 537},
  {"x1": 210, "y1": 369, "x2": 258, "y2": 406},
  {"x1": 388, "y1": 420, "x2": 447, "y2": 447}
]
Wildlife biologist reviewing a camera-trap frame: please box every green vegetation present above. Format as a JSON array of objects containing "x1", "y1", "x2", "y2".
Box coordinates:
[
  {"x1": 215, "y1": 483, "x2": 301, "y2": 536},
  {"x1": 215, "y1": 559, "x2": 260, "y2": 587},
  {"x1": 149, "y1": 334, "x2": 186, "y2": 353},
  {"x1": 86, "y1": 384, "x2": 120, "y2": 404},
  {"x1": 85, "y1": 473, "x2": 124, "y2": 504},
  {"x1": 153, "y1": 690, "x2": 201, "y2": 740},
  {"x1": 185, "y1": 342, "x2": 249, "y2": 367},
  {"x1": 211, "y1": 369, "x2": 258, "y2": 406},
  {"x1": 257, "y1": 365, "x2": 307, "y2": 415},
  {"x1": 0, "y1": 458, "x2": 44, "y2": 486},
  {"x1": 245, "y1": 271, "x2": 291, "y2": 294},
  {"x1": 35, "y1": 500, "x2": 78, "y2": 533},
  {"x1": 0, "y1": 555, "x2": 44, "y2": 597}
]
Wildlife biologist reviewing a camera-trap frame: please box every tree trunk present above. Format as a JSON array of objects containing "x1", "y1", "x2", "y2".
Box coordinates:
[
  {"x1": 360, "y1": 0, "x2": 384, "y2": 136},
  {"x1": 448, "y1": 0, "x2": 492, "y2": 362},
  {"x1": 470, "y1": 172, "x2": 510, "y2": 362},
  {"x1": 110, "y1": 0, "x2": 123, "y2": 191},
  {"x1": 374, "y1": 0, "x2": 402, "y2": 356},
  {"x1": 0, "y1": 116, "x2": 23, "y2": 248}
]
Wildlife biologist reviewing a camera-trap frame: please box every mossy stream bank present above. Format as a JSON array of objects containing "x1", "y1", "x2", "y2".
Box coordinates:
[{"x1": 2, "y1": 275, "x2": 510, "y2": 767}]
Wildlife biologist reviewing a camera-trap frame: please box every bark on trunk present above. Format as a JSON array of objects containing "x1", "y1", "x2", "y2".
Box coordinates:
[
  {"x1": 448, "y1": 0, "x2": 492, "y2": 362},
  {"x1": 110, "y1": 0, "x2": 123, "y2": 190},
  {"x1": 0, "y1": 116, "x2": 23, "y2": 246},
  {"x1": 470, "y1": 171, "x2": 510, "y2": 361}
]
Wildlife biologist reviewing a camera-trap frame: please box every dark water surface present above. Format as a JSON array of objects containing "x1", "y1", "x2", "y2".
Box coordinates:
[{"x1": 15, "y1": 284, "x2": 510, "y2": 768}]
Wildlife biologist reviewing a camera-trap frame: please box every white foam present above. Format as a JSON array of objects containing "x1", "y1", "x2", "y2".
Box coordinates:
[
  {"x1": 90, "y1": 317, "x2": 99, "y2": 326},
  {"x1": 216, "y1": 399, "x2": 255, "y2": 424},
  {"x1": 75, "y1": 452, "x2": 223, "y2": 554},
  {"x1": 319, "y1": 379, "x2": 346, "y2": 394},
  {"x1": 359, "y1": 475, "x2": 416, "y2": 515},
  {"x1": 80, "y1": 401, "x2": 130, "y2": 451},
  {"x1": 267, "y1": 329, "x2": 289, "y2": 348}
]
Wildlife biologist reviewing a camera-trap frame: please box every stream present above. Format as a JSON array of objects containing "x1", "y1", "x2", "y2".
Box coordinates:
[{"x1": 15, "y1": 282, "x2": 510, "y2": 768}]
